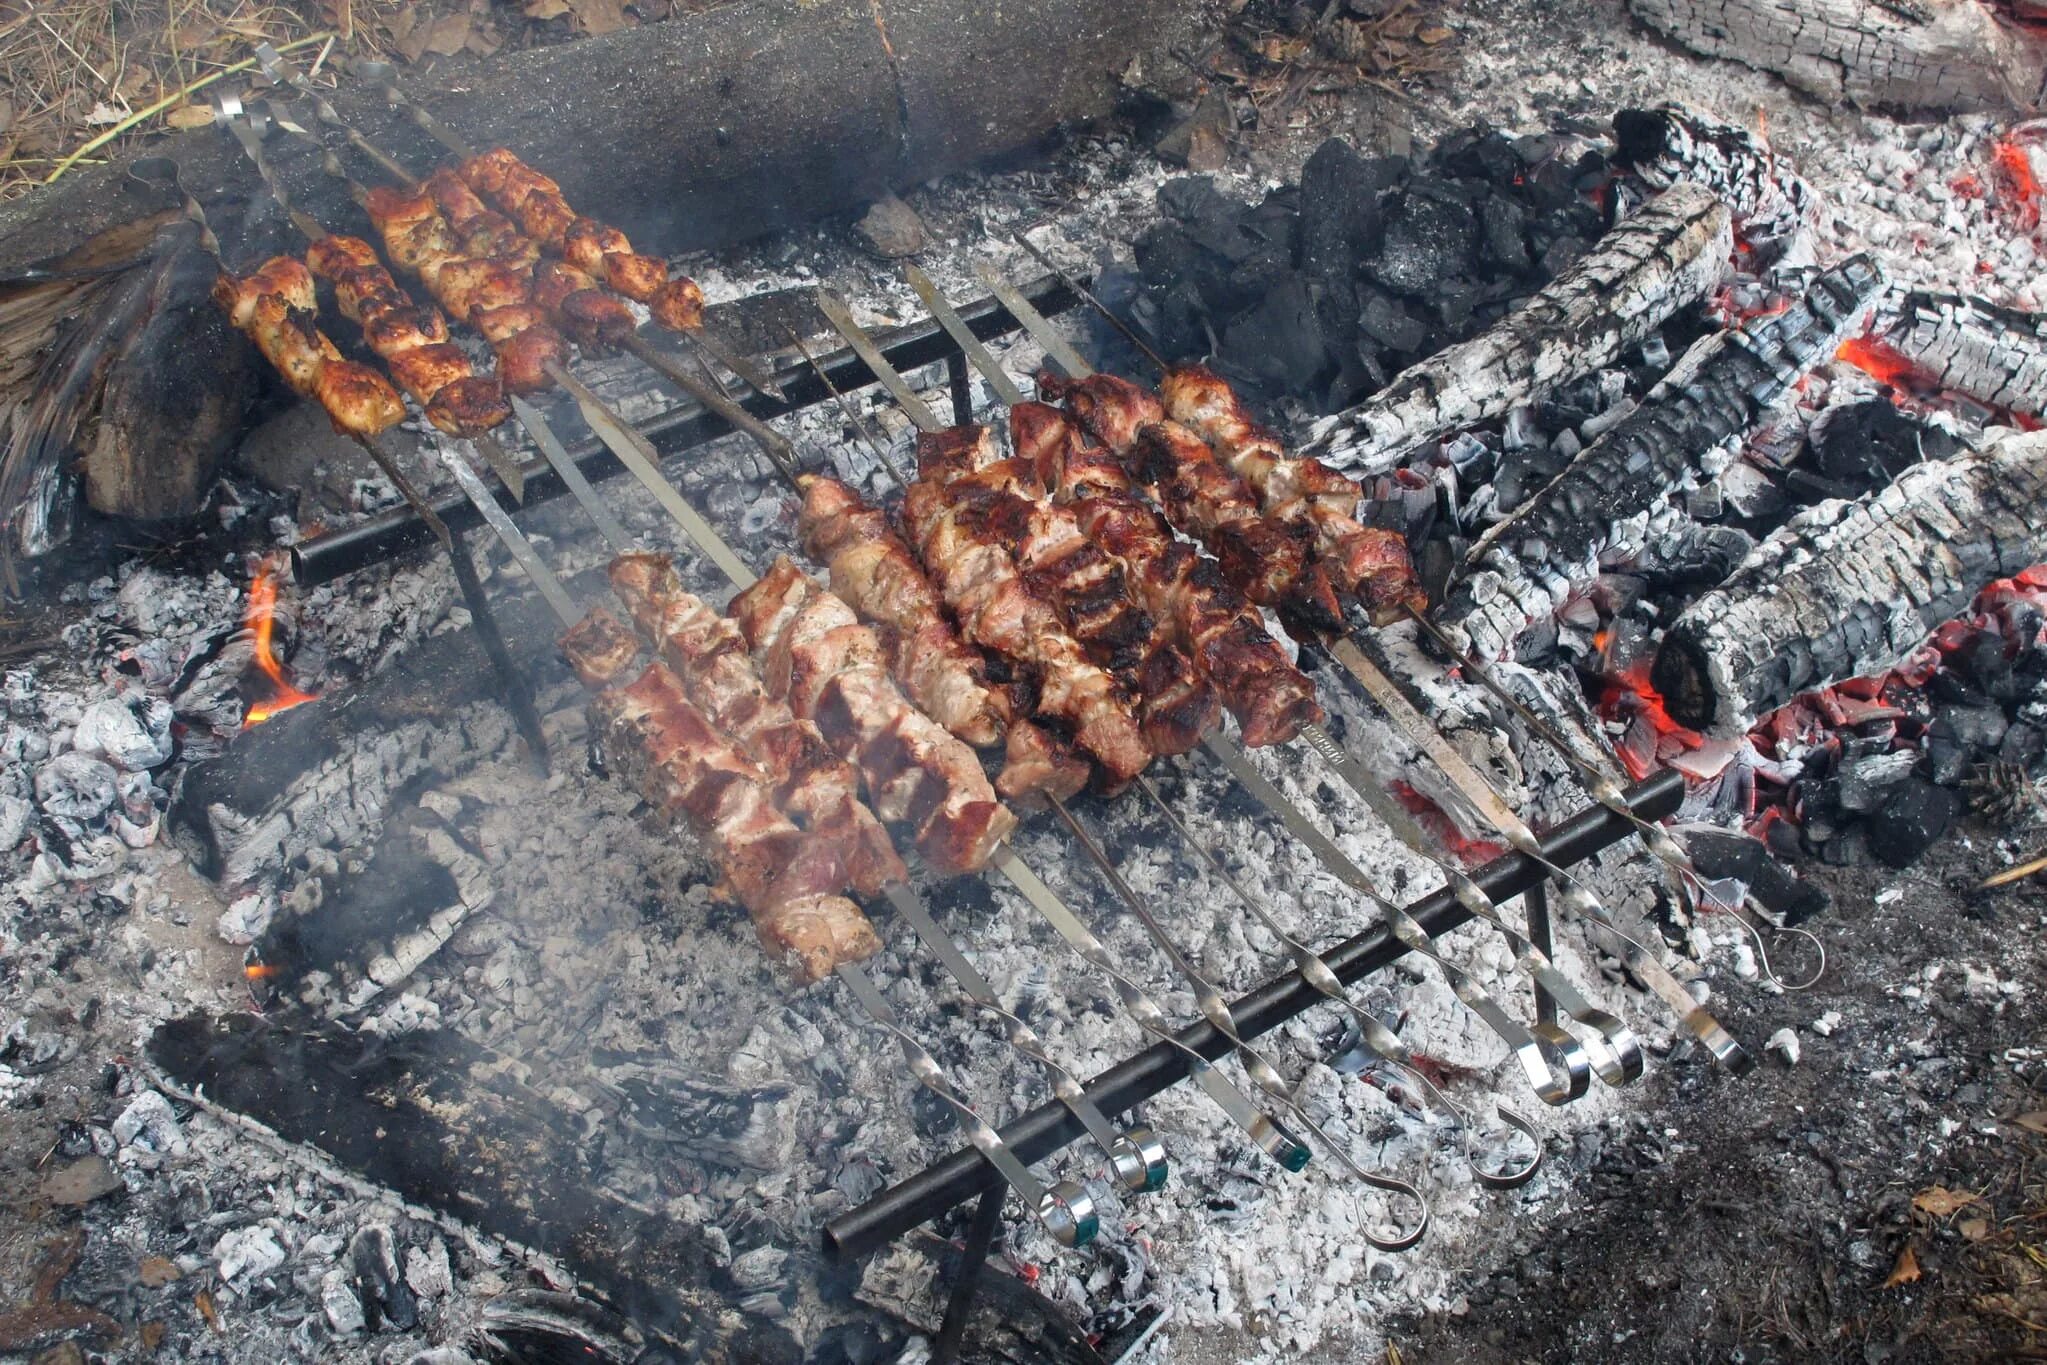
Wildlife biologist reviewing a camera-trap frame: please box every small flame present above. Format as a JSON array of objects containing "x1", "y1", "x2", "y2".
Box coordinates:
[
  {"x1": 1835, "y1": 335, "x2": 1923, "y2": 393},
  {"x1": 241, "y1": 559, "x2": 318, "y2": 728},
  {"x1": 244, "y1": 962, "x2": 276, "y2": 981}
]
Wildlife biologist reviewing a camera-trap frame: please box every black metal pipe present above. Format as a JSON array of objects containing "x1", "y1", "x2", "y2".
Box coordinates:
[
  {"x1": 289, "y1": 276, "x2": 1082, "y2": 585},
  {"x1": 823, "y1": 770, "x2": 1686, "y2": 1259}
]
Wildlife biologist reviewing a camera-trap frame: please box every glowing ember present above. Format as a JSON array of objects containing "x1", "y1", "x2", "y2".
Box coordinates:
[
  {"x1": 241, "y1": 559, "x2": 318, "y2": 728},
  {"x1": 1835, "y1": 335, "x2": 1923, "y2": 393},
  {"x1": 1992, "y1": 139, "x2": 2042, "y2": 224}
]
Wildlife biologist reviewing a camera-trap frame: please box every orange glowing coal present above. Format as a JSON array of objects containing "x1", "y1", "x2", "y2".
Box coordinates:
[
  {"x1": 241, "y1": 560, "x2": 318, "y2": 728},
  {"x1": 1835, "y1": 335, "x2": 1923, "y2": 394},
  {"x1": 1993, "y1": 139, "x2": 2042, "y2": 222}
]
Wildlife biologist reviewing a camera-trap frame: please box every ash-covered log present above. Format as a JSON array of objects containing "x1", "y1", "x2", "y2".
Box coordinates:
[
  {"x1": 1858, "y1": 290, "x2": 2047, "y2": 420},
  {"x1": 1652, "y1": 428, "x2": 2047, "y2": 736},
  {"x1": 1435, "y1": 254, "x2": 1885, "y2": 662},
  {"x1": 1302, "y1": 183, "x2": 1731, "y2": 475},
  {"x1": 148, "y1": 1013, "x2": 803, "y2": 1360},
  {"x1": 1627, "y1": 0, "x2": 2047, "y2": 112},
  {"x1": 1612, "y1": 106, "x2": 1816, "y2": 257}
]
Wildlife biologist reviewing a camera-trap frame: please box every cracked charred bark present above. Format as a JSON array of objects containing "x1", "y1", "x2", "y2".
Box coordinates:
[
  {"x1": 1627, "y1": 0, "x2": 2047, "y2": 112},
  {"x1": 1434, "y1": 254, "x2": 1885, "y2": 662},
  {"x1": 1612, "y1": 106, "x2": 1816, "y2": 256},
  {"x1": 1653, "y1": 429, "x2": 2047, "y2": 737},
  {"x1": 1302, "y1": 183, "x2": 1733, "y2": 477},
  {"x1": 1866, "y1": 290, "x2": 2047, "y2": 420}
]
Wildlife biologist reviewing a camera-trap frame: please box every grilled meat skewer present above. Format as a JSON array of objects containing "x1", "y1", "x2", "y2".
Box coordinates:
[
  {"x1": 302, "y1": 233, "x2": 510, "y2": 437},
  {"x1": 213, "y1": 257, "x2": 405, "y2": 436},
  {"x1": 794, "y1": 472, "x2": 1092, "y2": 806},
  {"x1": 563, "y1": 619, "x2": 882, "y2": 983},
  {"x1": 1011, "y1": 401, "x2": 1326, "y2": 748}
]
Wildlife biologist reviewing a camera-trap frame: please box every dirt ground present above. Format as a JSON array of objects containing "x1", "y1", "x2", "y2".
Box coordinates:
[{"x1": 1376, "y1": 830, "x2": 2047, "y2": 1364}]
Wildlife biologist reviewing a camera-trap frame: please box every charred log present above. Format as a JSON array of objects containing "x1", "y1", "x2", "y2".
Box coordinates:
[
  {"x1": 1861, "y1": 290, "x2": 2047, "y2": 420},
  {"x1": 147, "y1": 1013, "x2": 805, "y2": 1360},
  {"x1": 1626, "y1": 0, "x2": 2047, "y2": 112},
  {"x1": 170, "y1": 575, "x2": 572, "y2": 885},
  {"x1": 1302, "y1": 183, "x2": 1732, "y2": 475},
  {"x1": 1652, "y1": 429, "x2": 2047, "y2": 736},
  {"x1": 1436, "y1": 254, "x2": 1885, "y2": 662},
  {"x1": 1612, "y1": 106, "x2": 1817, "y2": 258}
]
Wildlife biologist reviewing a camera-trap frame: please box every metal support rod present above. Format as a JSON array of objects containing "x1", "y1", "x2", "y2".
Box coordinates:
[
  {"x1": 822, "y1": 770, "x2": 1683, "y2": 1259},
  {"x1": 931, "y1": 1187, "x2": 1007, "y2": 1365},
  {"x1": 1526, "y1": 882, "x2": 1558, "y2": 1029},
  {"x1": 946, "y1": 349, "x2": 974, "y2": 428},
  {"x1": 288, "y1": 277, "x2": 1083, "y2": 585}
]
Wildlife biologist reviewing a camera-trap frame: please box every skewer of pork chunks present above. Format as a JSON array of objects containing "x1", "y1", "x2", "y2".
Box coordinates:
[
  {"x1": 899, "y1": 429, "x2": 1156, "y2": 790},
  {"x1": 603, "y1": 554, "x2": 908, "y2": 896},
  {"x1": 562, "y1": 610, "x2": 883, "y2": 982},
  {"x1": 1041, "y1": 373, "x2": 1347, "y2": 637},
  {"x1": 1009, "y1": 400, "x2": 1326, "y2": 749},
  {"x1": 913, "y1": 424, "x2": 1220, "y2": 758},
  {"x1": 793, "y1": 474, "x2": 1093, "y2": 806},
  {"x1": 213, "y1": 257, "x2": 405, "y2": 437},
  {"x1": 1160, "y1": 365, "x2": 1427, "y2": 625}
]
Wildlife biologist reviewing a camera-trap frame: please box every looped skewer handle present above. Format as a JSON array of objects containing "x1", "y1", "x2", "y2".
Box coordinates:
[
  {"x1": 1201, "y1": 735, "x2": 1590, "y2": 1106},
  {"x1": 836, "y1": 964, "x2": 1098, "y2": 1248},
  {"x1": 1055, "y1": 797, "x2": 1432, "y2": 1249},
  {"x1": 1136, "y1": 778, "x2": 1543, "y2": 1190}
]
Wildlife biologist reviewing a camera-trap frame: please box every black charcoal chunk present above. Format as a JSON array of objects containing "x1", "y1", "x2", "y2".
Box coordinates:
[{"x1": 1865, "y1": 778, "x2": 1960, "y2": 868}]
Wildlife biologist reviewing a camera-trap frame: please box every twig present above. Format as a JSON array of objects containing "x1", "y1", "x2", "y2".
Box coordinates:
[{"x1": 42, "y1": 30, "x2": 333, "y2": 184}]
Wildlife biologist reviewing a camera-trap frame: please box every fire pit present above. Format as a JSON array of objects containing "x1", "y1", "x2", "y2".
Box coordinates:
[{"x1": 5, "y1": 1, "x2": 2047, "y2": 1360}]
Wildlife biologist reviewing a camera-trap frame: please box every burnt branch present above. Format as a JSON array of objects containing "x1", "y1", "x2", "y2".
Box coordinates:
[
  {"x1": 1612, "y1": 106, "x2": 1817, "y2": 256},
  {"x1": 1653, "y1": 428, "x2": 2047, "y2": 736},
  {"x1": 1869, "y1": 290, "x2": 2047, "y2": 419},
  {"x1": 1303, "y1": 183, "x2": 1733, "y2": 476},
  {"x1": 1436, "y1": 254, "x2": 1886, "y2": 662},
  {"x1": 1626, "y1": 0, "x2": 2047, "y2": 112}
]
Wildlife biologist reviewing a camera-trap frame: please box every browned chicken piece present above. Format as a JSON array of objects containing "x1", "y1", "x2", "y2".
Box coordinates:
[
  {"x1": 362, "y1": 186, "x2": 460, "y2": 274},
  {"x1": 608, "y1": 553, "x2": 907, "y2": 898},
  {"x1": 1019, "y1": 398, "x2": 1325, "y2": 748},
  {"x1": 358, "y1": 303, "x2": 449, "y2": 355},
  {"x1": 420, "y1": 257, "x2": 532, "y2": 322},
  {"x1": 383, "y1": 342, "x2": 471, "y2": 406},
  {"x1": 1039, "y1": 371, "x2": 1161, "y2": 453},
  {"x1": 312, "y1": 355, "x2": 408, "y2": 437},
  {"x1": 424, "y1": 375, "x2": 513, "y2": 437},
  {"x1": 561, "y1": 219, "x2": 668, "y2": 303},
  {"x1": 531, "y1": 260, "x2": 636, "y2": 350},
  {"x1": 455, "y1": 149, "x2": 551, "y2": 199},
  {"x1": 1160, "y1": 365, "x2": 1426, "y2": 624},
  {"x1": 303, "y1": 235, "x2": 382, "y2": 286},
  {"x1": 650, "y1": 278, "x2": 705, "y2": 332},
  {"x1": 731, "y1": 558, "x2": 1018, "y2": 877},
  {"x1": 214, "y1": 255, "x2": 318, "y2": 326},
  {"x1": 588, "y1": 661, "x2": 880, "y2": 982}
]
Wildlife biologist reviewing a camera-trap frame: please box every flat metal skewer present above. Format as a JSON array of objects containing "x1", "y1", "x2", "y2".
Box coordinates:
[
  {"x1": 904, "y1": 264, "x2": 1599, "y2": 1105},
  {"x1": 517, "y1": 401, "x2": 1168, "y2": 1197},
  {"x1": 430, "y1": 447, "x2": 1102, "y2": 1247},
  {"x1": 981, "y1": 252, "x2": 1757, "y2": 1072}
]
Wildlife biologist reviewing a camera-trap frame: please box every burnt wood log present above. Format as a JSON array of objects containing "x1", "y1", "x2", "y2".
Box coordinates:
[
  {"x1": 1612, "y1": 106, "x2": 1816, "y2": 257},
  {"x1": 1436, "y1": 254, "x2": 1884, "y2": 662},
  {"x1": 1302, "y1": 183, "x2": 1732, "y2": 476},
  {"x1": 148, "y1": 1013, "x2": 805, "y2": 1360},
  {"x1": 169, "y1": 576, "x2": 572, "y2": 884},
  {"x1": 0, "y1": 0, "x2": 1204, "y2": 273},
  {"x1": 1862, "y1": 290, "x2": 2047, "y2": 420},
  {"x1": 1652, "y1": 428, "x2": 2047, "y2": 736},
  {"x1": 1627, "y1": 0, "x2": 2047, "y2": 112}
]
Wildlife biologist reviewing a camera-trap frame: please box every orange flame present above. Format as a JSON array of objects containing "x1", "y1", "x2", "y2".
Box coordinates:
[
  {"x1": 241, "y1": 560, "x2": 318, "y2": 728},
  {"x1": 1835, "y1": 335, "x2": 1923, "y2": 393}
]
